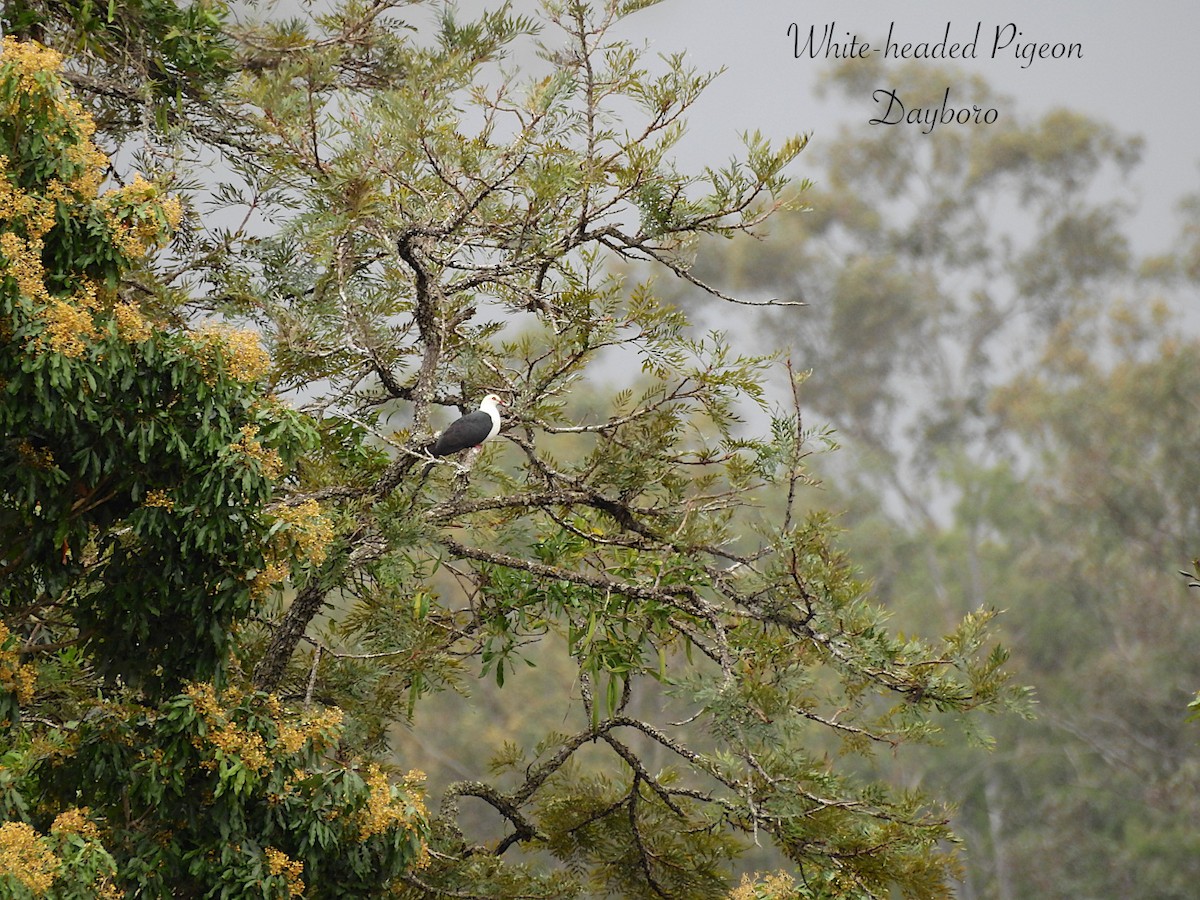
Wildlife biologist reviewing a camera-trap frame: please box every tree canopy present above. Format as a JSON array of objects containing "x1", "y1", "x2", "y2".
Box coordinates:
[{"x1": 1, "y1": 4, "x2": 1026, "y2": 898}]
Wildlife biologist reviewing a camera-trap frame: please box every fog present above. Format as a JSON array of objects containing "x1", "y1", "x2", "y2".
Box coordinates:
[{"x1": 440, "y1": 0, "x2": 1200, "y2": 255}]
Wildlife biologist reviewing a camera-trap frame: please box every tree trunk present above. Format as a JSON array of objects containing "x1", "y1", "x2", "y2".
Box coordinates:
[{"x1": 985, "y1": 768, "x2": 1015, "y2": 900}]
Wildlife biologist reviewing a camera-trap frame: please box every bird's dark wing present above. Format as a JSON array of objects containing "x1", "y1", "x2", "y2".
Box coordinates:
[{"x1": 430, "y1": 410, "x2": 493, "y2": 456}]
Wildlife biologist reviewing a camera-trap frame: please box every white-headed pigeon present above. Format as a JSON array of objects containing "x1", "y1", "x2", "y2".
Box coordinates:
[{"x1": 430, "y1": 394, "x2": 505, "y2": 457}]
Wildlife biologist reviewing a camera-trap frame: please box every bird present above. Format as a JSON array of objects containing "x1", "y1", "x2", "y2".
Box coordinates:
[{"x1": 429, "y1": 393, "x2": 506, "y2": 457}]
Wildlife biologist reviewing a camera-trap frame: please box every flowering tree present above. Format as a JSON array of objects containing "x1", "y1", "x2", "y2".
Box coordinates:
[
  {"x1": 2, "y1": 3, "x2": 1021, "y2": 897},
  {"x1": 0, "y1": 39, "x2": 426, "y2": 897}
]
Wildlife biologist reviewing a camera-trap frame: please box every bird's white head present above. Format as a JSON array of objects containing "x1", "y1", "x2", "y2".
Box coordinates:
[{"x1": 479, "y1": 394, "x2": 506, "y2": 442}]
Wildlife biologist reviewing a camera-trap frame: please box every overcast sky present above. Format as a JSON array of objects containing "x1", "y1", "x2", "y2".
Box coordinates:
[
  {"x1": 646, "y1": 2, "x2": 1200, "y2": 250},
  {"x1": 446, "y1": 0, "x2": 1200, "y2": 255}
]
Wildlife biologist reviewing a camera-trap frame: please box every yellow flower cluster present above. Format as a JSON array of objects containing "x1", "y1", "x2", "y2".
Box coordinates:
[
  {"x1": 63, "y1": 141, "x2": 108, "y2": 199},
  {"x1": 229, "y1": 424, "x2": 285, "y2": 480},
  {"x1": 217, "y1": 328, "x2": 272, "y2": 382},
  {"x1": 250, "y1": 558, "x2": 291, "y2": 600},
  {"x1": 356, "y1": 764, "x2": 428, "y2": 844},
  {"x1": 0, "y1": 822, "x2": 56, "y2": 893},
  {"x1": 275, "y1": 722, "x2": 308, "y2": 756},
  {"x1": 728, "y1": 871, "x2": 796, "y2": 900},
  {"x1": 209, "y1": 725, "x2": 270, "y2": 772},
  {"x1": 0, "y1": 41, "x2": 101, "y2": 316},
  {"x1": 186, "y1": 683, "x2": 271, "y2": 775},
  {"x1": 264, "y1": 847, "x2": 305, "y2": 897},
  {"x1": 2, "y1": 147, "x2": 113, "y2": 360},
  {"x1": 250, "y1": 501, "x2": 333, "y2": 600},
  {"x1": 193, "y1": 325, "x2": 272, "y2": 384},
  {"x1": 275, "y1": 500, "x2": 335, "y2": 567},
  {"x1": 0, "y1": 38, "x2": 186, "y2": 367},
  {"x1": 161, "y1": 195, "x2": 183, "y2": 231},
  {"x1": 0, "y1": 156, "x2": 51, "y2": 237},
  {"x1": 1, "y1": 38, "x2": 109, "y2": 198},
  {"x1": 186, "y1": 683, "x2": 347, "y2": 782},
  {"x1": 99, "y1": 174, "x2": 180, "y2": 259},
  {"x1": 142, "y1": 488, "x2": 175, "y2": 511},
  {"x1": 0, "y1": 621, "x2": 37, "y2": 707},
  {"x1": 251, "y1": 500, "x2": 334, "y2": 599},
  {"x1": 285, "y1": 706, "x2": 344, "y2": 756},
  {"x1": 15, "y1": 438, "x2": 55, "y2": 470},
  {"x1": 728, "y1": 870, "x2": 866, "y2": 900},
  {"x1": 0, "y1": 229, "x2": 51, "y2": 308},
  {"x1": 114, "y1": 301, "x2": 155, "y2": 343},
  {"x1": 0, "y1": 36, "x2": 63, "y2": 94},
  {"x1": 38, "y1": 281, "x2": 101, "y2": 358},
  {"x1": 261, "y1": 693, "x2": 345, "y2": 757},
  {"x1": 50, "y1": 807, "x2": 101, "y2": 840}
]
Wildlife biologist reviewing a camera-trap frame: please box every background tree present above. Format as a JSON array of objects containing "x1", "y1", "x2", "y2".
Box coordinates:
[
  {"x1": 2, "y1": 4, "x2": 1024, "y2": 898},
  {"x1": 666, "y1": 57, "x2": 1200, "y2": 898}
]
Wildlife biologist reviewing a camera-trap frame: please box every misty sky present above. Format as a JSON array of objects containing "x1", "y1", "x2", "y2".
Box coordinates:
[
  {"x1": 632, "y1": 1, "x2": 1200, "y2": 252},
  {"x1": 446, "y1": 0, "x2": 1200, "y2": 255}
]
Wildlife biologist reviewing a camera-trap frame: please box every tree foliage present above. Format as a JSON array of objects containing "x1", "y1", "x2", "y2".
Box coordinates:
[
  {"x1": 2, "y1": 5, "x2": 1023, "y2": 898},
  {"x1": 670, "y1": 58, "x2": 1200, "y2": 899},
  {"x1": 0, "y1": 37, "x2": 425, "y2": 898}
]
